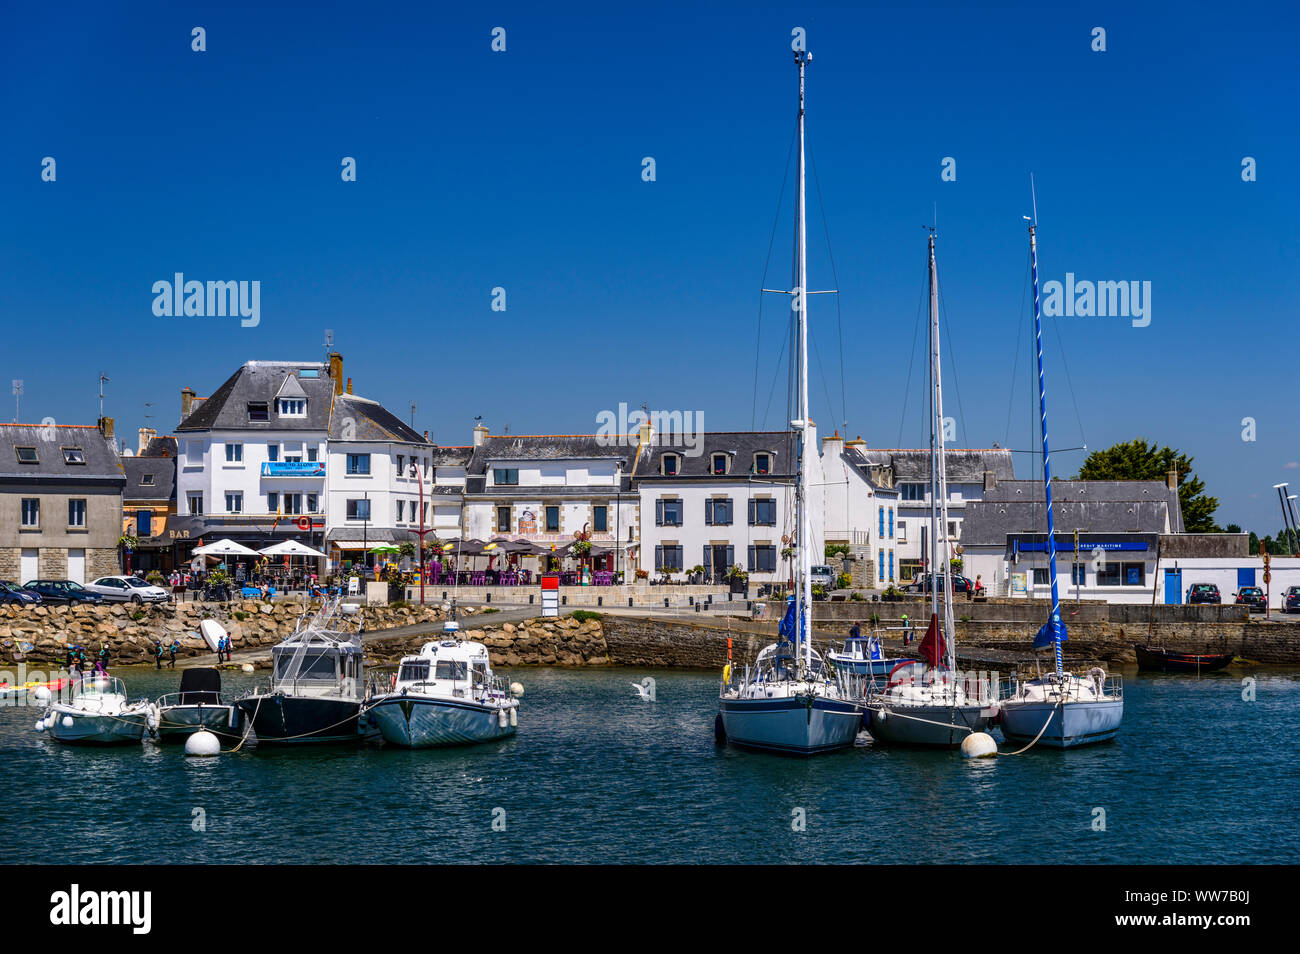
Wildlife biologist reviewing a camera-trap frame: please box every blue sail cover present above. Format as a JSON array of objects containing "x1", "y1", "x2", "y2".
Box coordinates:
[
  {"x1": 777, "y1": 596, "x2": 805, "y2": 646},
  {"x1": 1033, "y1": 613, "x2": 1069, "y2": 649}
]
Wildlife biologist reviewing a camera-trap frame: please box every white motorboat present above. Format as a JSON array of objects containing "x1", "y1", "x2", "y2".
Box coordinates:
[
  {"x1": 154, "y1": 667, "x2": 244, "y2": 745},
  {"x1": 827, "y1": 631, "x2": 914, "y2": 678},
  {"x1": 366, "y1": 620, "x2": 518, "y2": 747},
  {"x1": 996, "y1": 215, "x2": 1123, "y2": 749},
  {"x1": 864, "y1": 230, "x2": 998, "y2": 748},
  {"x1": 714, "y1": 47, "x2": 862, "y2": 756},
  {"x1": 37, "y1": 674, "x2": 151, "y2": 746}
]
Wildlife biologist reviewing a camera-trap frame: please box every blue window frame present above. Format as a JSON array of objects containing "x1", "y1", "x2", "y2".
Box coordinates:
[
  {"x1": 346, "y1": 454, "x2": 370, "y2": 475},
  {"x1": 878, "y1": 506, "x2": 885, "y2": 537},
  {"x1": 888, "y1": 508, "x2": 894, "y2": 538}
]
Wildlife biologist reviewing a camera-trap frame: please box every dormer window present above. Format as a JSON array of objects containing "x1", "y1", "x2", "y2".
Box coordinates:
[
  {"x1": 278, "y1": 398, "x2": 306, "y2": 417},
  {"x1": 662, "y1": 453, "x2": 681, "y2": 476},
  {"x1": 247, "y1": 402, "x2": 269, "y2": 422},
  {"x1": 711, "y1": 454, "x2": 728, "y2": 475},
  {"x1": 141, "y1": 474, "x2": 155, "y2": 486},
  {"x1": 62, "y1": 447, "x2": 86, "y2": 464},
  {"x1": 15, "y1": 446, "x2": 38, "y2": 464},
  {"x1": 753, "y1": 452, "x2": 771, "y2": 475}
]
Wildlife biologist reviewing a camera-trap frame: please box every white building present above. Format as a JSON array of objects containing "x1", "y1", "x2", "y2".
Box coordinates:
[{"x1": 821, "y1": 433, "x2": 899, "y2": 586}]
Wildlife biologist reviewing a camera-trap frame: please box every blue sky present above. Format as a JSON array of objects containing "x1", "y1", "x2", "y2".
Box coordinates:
[{"x1": 2, "y1": 1, "x2": 1297, "y2": 531}]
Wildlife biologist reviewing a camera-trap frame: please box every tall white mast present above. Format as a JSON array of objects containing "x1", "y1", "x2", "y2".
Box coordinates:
[
  {"x1": 795, "y1": 49, "x2": 812, "y2": 672},
  {"x1": 929, "y1": 231, "x2": 957, "y2": 668}
]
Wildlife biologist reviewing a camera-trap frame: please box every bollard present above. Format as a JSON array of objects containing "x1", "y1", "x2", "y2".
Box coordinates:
[
  {"x1": 597, "y1": 596, "x2": 603, "y2": 607},
  {"x1": 628, "y1": 597, "x2": 634, "y2": 607},
  {"x1": 486, "y1": 592, "x2": 491, "y2": 603},
  {"x1": 689, "y1": 596, "x2": 694, "y2": 606},
  {"x1": 695, "y1": 602, "x2": 701, "y2": 613},
  {"x1": 562, "y1": 595, "x2": 567, "y2": 605},
  {"x1": 664, "y1": 597, "x2": 669, "y2": 608},
  {"x1": 529, "y1": 594, "x2": 534, "y2": 604}
]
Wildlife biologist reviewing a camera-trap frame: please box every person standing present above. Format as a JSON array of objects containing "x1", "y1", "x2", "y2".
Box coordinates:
[
  {"x1": 154, "y1": 640, "x2": 164, "y2": 669},
  {"x1": 167, "y1": 640, "x2": 179, "y2": 669},
  {"x1": 849, "y1": 620, "x2": 861, "y2": 641}
]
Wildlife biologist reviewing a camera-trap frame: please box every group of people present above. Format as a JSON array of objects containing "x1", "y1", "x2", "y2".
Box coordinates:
[
  {"x1": 153, "y1": 639, "x2": 182, "y2": 669},
  {"x1": 64, "y1": 644, "x2": 110, "y2": 675},
  {"x1": 213, "y1": 633, "x2": 234, "y2": 663}
]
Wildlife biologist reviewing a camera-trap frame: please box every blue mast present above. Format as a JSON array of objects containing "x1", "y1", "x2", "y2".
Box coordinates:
[{"x1": 1028, "y1": 218, "x2": 1066, "y2": 673}]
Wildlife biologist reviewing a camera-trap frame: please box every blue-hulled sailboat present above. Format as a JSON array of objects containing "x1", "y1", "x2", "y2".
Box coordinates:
[{"x1": 999, "y1": 211, "x2": 1124, "y2": 749}]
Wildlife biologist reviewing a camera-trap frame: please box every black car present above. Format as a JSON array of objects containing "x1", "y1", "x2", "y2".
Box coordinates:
[
  {"x1": 1187, "y1": 583, "x2": 1221, "y2": 605},
  {"x1": 22, "y1": 579, "x2": 105, "y2": 605},
  {"x1": 1234, "y1": 586, "x2": 1265, "y2": 611},
  {"x1": 0, "y1": 580, "x2": 43, "y2": 605},
  {"x1": 907, "y1": 572, "x2": 972, "y2": 594},
  {"x1": 1285, "y1": 586, "x2": 1300, "y2": 614}
]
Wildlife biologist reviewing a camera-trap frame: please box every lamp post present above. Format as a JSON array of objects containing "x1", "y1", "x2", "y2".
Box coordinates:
[{"x1": 362, "y1": 490, "x2": 369, "y2": 576}]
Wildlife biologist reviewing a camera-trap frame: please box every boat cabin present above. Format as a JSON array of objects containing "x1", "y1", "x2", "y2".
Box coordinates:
[
  {"x1": 271, "y1": 633, "x2": 365, "y2": 700},
  {"x1": 393, "y1": 640, "x2": 501, "y2": 702},
  {"x1": 837, "y1": 636, "x2": 885, "y2": 662}
]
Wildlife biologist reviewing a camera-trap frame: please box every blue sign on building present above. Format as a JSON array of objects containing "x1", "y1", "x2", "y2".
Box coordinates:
[{"x1": 261, "y1": 461, "x2": 325, "y2": 477}]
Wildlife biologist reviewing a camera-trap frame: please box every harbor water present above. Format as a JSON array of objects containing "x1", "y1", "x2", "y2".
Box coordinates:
[{"x1": 2, "y1": 666, "x2": 1296, "y2": 864}]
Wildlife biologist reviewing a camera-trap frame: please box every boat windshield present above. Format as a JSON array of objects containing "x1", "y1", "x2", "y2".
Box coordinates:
[
  {"x1": 275, "y1": 650, "x2": 338, "y2": 681},
  {"x1": 435, "y1": 660, "x2": 468, "y2": 680},
  {"x1": 399, "y1": 661, "x2": 430, "y2": 683}
]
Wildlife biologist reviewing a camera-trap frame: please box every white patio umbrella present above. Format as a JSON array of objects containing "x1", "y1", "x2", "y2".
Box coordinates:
[
  {"x1": 257, "y1": 540, "x2": 326, "y2": 558},
  {"x1": 192, "y1": 538, "x2": 260, "y2": 557}
]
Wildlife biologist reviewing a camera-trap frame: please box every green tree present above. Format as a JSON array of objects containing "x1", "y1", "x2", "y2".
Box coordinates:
[{"x1": 1074, "y1": 439, "x2": 1219, "y2": 532}]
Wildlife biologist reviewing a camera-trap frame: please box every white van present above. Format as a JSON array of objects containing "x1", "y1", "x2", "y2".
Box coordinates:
[{"x1": 810, "y1": 565, "x2": 837, "y2": 588}]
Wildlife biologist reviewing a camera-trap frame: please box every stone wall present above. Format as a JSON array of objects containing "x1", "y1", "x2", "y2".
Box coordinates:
[{"x1": 366, "y1": 615, "x2": 610, "y2": 668}]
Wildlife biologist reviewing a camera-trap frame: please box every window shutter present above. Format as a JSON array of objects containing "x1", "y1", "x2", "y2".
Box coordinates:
[
  {"x1": 705, "y1": 499, "x2": 713, "y2": 525},
  {"x1": 726, "y1": 545, "x2": 735, "y2": 568},
  {"x1": 748, "y1": 500, "x2": 755, "y2": 525},
  {"x1": 703, "y1": 546, "x2": 712, "y2": 573},
  {"x1": 655, "y1": 545, "x2": 663, "y2": 570},
  {"x1": 748, "y1": 545, "x2": 756, "y2": 570},
  {"x1": 724, "y1": 498, "x2": 733, "y2": 525},
  {"x1": 655, "y1": 499, "x2": 663, "y2": 526}
]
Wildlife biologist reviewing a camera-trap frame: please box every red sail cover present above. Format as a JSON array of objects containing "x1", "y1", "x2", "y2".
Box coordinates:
[{"x1": 918, "y1": 613, "x2": 947, "y2": 668}]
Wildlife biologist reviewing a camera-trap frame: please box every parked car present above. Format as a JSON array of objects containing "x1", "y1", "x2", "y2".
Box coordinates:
[
  {"x1": 1285, "y1": 586, "x2": 1300, "y2": 614},
  {"x1": 810, "y1": 565, "x2": 837, "y2": 588},
  {"x1": 907, "y1": 572, "x2": 972, "y2": 594},
  {"x1": 1186, "y1": 583, "x2": 1221, "y2": 605},
  {"x1": 85, "y1": 575, "x2": 170, "y2": 604},
  {"x1": 22, "y1": 579, "x2": 105, "y2": 605},
  {"x1": 1234, "y1": 586, "x2": 1265, "y2": 611},
  {"x1": 0, "y1": 580, "x2": 43, "y2": 605}
]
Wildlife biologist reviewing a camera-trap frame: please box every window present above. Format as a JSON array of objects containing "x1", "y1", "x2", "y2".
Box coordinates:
[
  {"x1": 655, "y1": 545, "x2": 684, "y2": 572},
  {"x1": 299, "y1": 369, "x2": 319, "y2": 378},
  {"x1": 15, "y1": 446, "x2": 38, "y2": 464},
  {"x1": 62, "y1": 447, "x2": 86, "y2": 464},
  {"x1": 897, "y1": 520, "x2": 907, "y2": 543},
  {"x1": 1033, "y1": 568, "x2": 1051, "y2": 585},
  {"x1": 307, "y1": 493, "x2": 318, "y2": 512},
  {"x1": 748, "y1": 544, "x2": 777, "y2": 572},
  {"x1": 879, "y1": 555, "x2": 885, "y2": 582},
  {"x1": 436, "y1": 660, "x2": 468, "y2": 681},
  {"x1": 901, "y1": 483, "x2": 925, "y2": 501},
  {"x1": 278, "y1": 398, "x2": 306, "y2": 417},
  {"x1": 545, "y1": 506, "x2": 560, "y2": 532},
  {"x1": 21, "y1": 498, "x2": 39, "y2": 527},
  {"x1": 267, "y1": 492, "x2": 279, "y2": 512},
  {"x1": 347, "y1": 499, "x2": 371, "y2": 521},
  {"x1": 1123, "y1": 563, "x2": 1145, "y2": 586},
  {"x1": 307, "y1": 447, "x2": 317, "y2": 462},
  {"x1": 267, "y1": 444, "x2": 279, "y2": 462},
  {"x1": 283, "y1": 494, "x2": 303, "y2": 515},
  {"x1": 879, "y1": 506, "x2": 885, "y2": 537},
  {"x1": 187, "y1": 493, "x2": 203, "y2": 515},
  {"x1": 346, "y1": 454, "x2": 371, "y2": 475},
  {"x1": 493, "y1": 468, "x2": 519, "y2": 486},
  {"x1": 1070, "y1": 563, "x2": 1086, "y2": 585},
  {"x1": 889, "y1": 550, "x2": 895, "y2": 582},
  {"x1": 754, "y1": 453, "x2": 771, "y2": 475},
  {"x1": 398, "y1": 661, "x2": 430, "y2": 683},
  {"x1": 593, "y1": 505, "x2": 608, "y2": 533},
  {"x1": 225, "y1": 492, "x2": 243, "y2": 513},
  {"x1": 136, "y1": 510, "x2": 151, "y2": 536},
  {"x1": 948, "y1": 520, "x2": 958, "y2": 539},
  {"x1": 748, "y1": 499, "x2": 777, "y2": 526},
  {"x1": 705, "y1": 498, "x2": 733, "y2": 526},
  {"x1": 396, "y1": 500, "x2": 405, "y2": 522},
  {"x1": 141, "y1": 473, "x2": 155, "y2": 486},
  {"x1": 422, "y1": 502, "x2": 428, "y2": 523},
  {"x1": 888, "y1": 508, "x2": 894, "y2": 539},
  {"x1": 396, "y1": 455, "x2": 405, "y2": 475},
  {"x1": 711, "y1": 454, "x2": 728, "y2": 475},
  {"x1": 655, "y1": 498, "x2": 683, "y2": 526},
  {"x1": 247, "y1": 402, "x2": 269, "y2": 422},
  {"x1": 662, "y1": 454, "x2": 680, "y2": 476},
  {"x1": 225, "y1": 443, "x2": 243, "y2": 463},
  {"x1": 497, "y1": 506, "x2": 511, "y2": 533}
]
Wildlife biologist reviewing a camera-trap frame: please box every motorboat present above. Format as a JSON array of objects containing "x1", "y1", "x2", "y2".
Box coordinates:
[
  {"x1": 827, "y1": 631, "x2": 914, "y2": 678},
  {"x1": 36, "y1": 674, "x2": 151, "y2": 745},
  {"x1": 366, "y1": 621, "x2": 518, "y2": 747},
  {"x1": 154, "y1": 668, "x2": 244, "y2": 745},
  {"x1": 1134, "y1": 644, "x2": 1234, "y2": 674}
]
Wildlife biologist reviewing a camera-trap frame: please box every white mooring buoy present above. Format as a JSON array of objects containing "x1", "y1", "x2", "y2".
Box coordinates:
[
  {"x1": 240, "y1": 663, "x2": 254, "y2": 673},
  {"x1": 32, "y1": 686, "x2": 52, "y2": 703},
  {"x1": 960, "y1": 731, "x2": 998, "y2": 759},
  {"x1": 185, "y1": 730, "x2": 221, "y2": 757},
  {"x1": 509, "y1": 682, "x2": 524, "y2": 698}
]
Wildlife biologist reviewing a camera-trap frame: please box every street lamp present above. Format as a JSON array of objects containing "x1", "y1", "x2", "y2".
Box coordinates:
[{"x1": 362, "y1": 490, "x2": 369, "y2": 576}]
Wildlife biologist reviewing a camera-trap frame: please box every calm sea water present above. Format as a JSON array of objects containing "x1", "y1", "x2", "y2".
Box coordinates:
[{"x1": 2, "y1": 665, "x2": 1297, "y2": 864}]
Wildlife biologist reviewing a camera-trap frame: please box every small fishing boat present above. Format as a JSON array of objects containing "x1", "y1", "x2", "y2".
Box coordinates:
[
  {"x1": 365, "y1": 621, "x2": 518, "y2": 748},
  {"x1": 36, "y1": 674, "x2": 151, "y2": 745},
  {"x1": 827, "y1": 632, "x2": 913, "y2": 678},
  {"x1": 236, "y1": 596, "x2": 373, "y2": 744},
  {"x1": 153, "y1": 668, "x2": 244, "y2": 744},
  {"x1": 1, "y1": 677, "x2": 67, "y2": 701},
  {"x1": 1134, "y1": 644, "x2": 1234, "y2": 674}
]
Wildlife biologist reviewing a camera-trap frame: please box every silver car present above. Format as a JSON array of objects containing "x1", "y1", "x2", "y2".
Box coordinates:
[{"x1": 86, "y1": 576, "x2": 170, "y2": 604}]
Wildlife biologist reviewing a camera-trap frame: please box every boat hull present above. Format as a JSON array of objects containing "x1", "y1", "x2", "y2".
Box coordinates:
[
  {"x1": 1134, "y1": 644, "x2": 1234, "y2": 673},
  {"x1": 155, "y1": 704, "x2": 244, "y2": 744},
  {"x1": 1000, "y1": 698, "x2": 1123, "y2": 749},
  {"x1": 47, "y1": 709, "x2": 148, "y2": 746},
  {"x1": 368, "y1": 695, "x2": 516, "y2": 748},
  {"x1": 718, "y1": 695, "x2": 862, "y2": 755},
  {"x1": 864, "y1": 703, "x2": 993, "y2": 748},
  {"x1": 236, "y1": 694, "x2": 365, "y2": 744}
]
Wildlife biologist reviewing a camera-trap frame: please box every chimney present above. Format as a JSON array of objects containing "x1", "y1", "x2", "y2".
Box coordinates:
[
  {"x1": 637, "y1": 419, "x2": 653, "y2": 447},
  {"x1": 473, "y1": 423, "x2": 490, "y2": 447},
  {"x1": 346, "y1": 376, "x2": 353, "y2": 395},
  {"x1": 181, "y1": 387, "x2": 196, "y2": 420},
  {"x1": 329, "y1": 352, "x2": 344, "y2": 395},
  {"x1": 423, "y1": 429, "x2": 430, "y2": 442},
  {"x1": 98, "y1": 416, "x2": 114, "y2": 441},
  {"x1": 1166, "y1": 468, "x2": 1178, "y2": 492},
  {"x1": 138, "y1": 427, "x2": 156, "y2": 455},
  {"x1": 984, "y1": 469, "x2": 997, "y2": 493}
]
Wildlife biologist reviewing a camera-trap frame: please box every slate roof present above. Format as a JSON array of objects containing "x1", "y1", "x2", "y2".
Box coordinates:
[
  {"x1": 841, "y1": 445, "x2": 900, "y2": 494},
  {"x1": 465, "y1": 434, "x2": 650, "y2": 495},
  {"x1": 328, "y1": 394, "x2": 427, "y2": 444},
  {"x1": 140, "y1": 435, "x2": 178, "y2": 458},
  {"x1": 857, "y1": 447, "x2": 1016, "y2": 483},
  {"x1": 961, "y1": 479, "x2": 1184, "y2": 543},
  {"x1": 638, "y1": 431, "x2": 796, "y2": 480},
  {"x1": 431, "y1": 446, "x2": 473, "y2": 467},
  {"x1": 0, "y1": 424, "x2": 124, "y2": 485},
  {"x1": 176, "y1": 361, "x2": 337, "y2": 432},
  {"x1": 123, "y1": 455, "x2": 176, "y2": 502}
]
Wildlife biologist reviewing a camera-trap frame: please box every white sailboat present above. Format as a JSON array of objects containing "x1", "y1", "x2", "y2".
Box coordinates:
[
  {"x1": 715, "y1": 48, "x2": 862, "y2": 756},
  {"x1": 863, "y1": 230, "x2": 998, "y2": 747},
  {"x1": 998, "y1": 214, "x2": 1124, "y2": 749}
]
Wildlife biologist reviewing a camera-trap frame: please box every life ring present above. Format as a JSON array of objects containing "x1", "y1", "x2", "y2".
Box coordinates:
[{"x1": 389, "y1": 673, "x2": 397, "y2": 691}]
